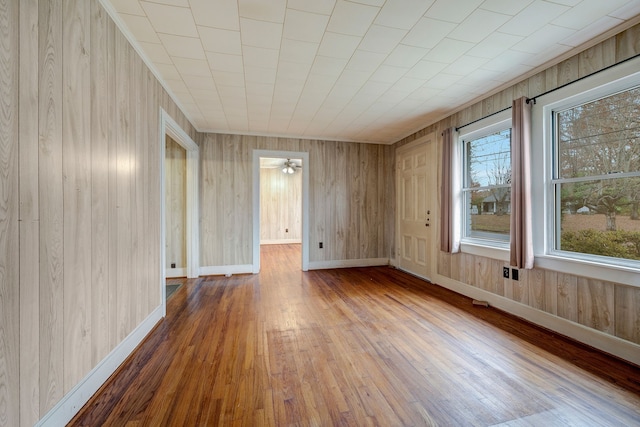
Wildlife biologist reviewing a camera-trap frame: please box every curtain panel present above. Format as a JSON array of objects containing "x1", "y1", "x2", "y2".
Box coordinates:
[
  {"x1": 510, "y1": 97, "x2": 534, "y2": 269},
  {"x1": 440, "y1": 127, "x2": 460, "y2": 254}
]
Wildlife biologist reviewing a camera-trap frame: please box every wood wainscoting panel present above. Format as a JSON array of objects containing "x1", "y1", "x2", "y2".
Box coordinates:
[
  {"x1": 615, "y1": 284, "x2": 640, "y2": 344},
  {"x1": 577, "y1": 277, "x2": 614, "y2": 334}
]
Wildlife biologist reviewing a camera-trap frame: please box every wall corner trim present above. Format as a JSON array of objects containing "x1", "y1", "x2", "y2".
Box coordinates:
[{"x1": 35, "y1": 306, "x2": 164, "y2": 427}]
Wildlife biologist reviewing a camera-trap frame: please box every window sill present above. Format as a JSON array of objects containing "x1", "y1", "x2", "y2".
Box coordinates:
[
  {"x1": 534, "y1": 253, "x2": 640, "y2": 287},
  {"x1": 460, "y1": 240, "x2": 509, "y2": 262}
]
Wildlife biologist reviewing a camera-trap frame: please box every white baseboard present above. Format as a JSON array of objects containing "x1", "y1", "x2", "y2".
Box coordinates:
[
  {"x1": 199, "y1": 264, "x2": 254, "y2": 276},
  {"x1": 37, "y1": 305, "x2": 164, "y2": 427},
  {"x1": 260, "y1": 239, "x2": 302, "y2": 245},
  {"x1": 166, "y1": 267, "x2": 186, "y2": 278},
  {"x1": 433, "y1": 274, "x2": 640, "y2": 366},
  {"x1": 308, "y1": 258, "x2": 389, "y2": 270}
]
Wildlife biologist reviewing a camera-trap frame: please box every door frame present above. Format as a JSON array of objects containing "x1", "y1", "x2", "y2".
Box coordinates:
[
  {"x1": 160, "y1": 109, "x2": 199, "y2": 313},
  {"x1": 395, "y1": 132, "x2": 436, "y2": 281},
  {"x1": 252, "y1": 149, "x2": 309, "y2": 273}
]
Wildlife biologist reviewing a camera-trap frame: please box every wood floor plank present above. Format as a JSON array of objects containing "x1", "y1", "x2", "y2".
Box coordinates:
[{"x1": 70, "y1": 244, "x2": 640, "y2": 426}]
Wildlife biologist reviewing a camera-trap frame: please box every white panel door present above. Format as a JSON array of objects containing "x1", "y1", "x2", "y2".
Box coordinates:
[{"x1": 397, "y1": 136, "x2": 436, "y2": 280}]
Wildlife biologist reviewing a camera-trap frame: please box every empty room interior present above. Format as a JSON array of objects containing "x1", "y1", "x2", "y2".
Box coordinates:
[{"x1": 2, "y1": 0, "x2": 640, "y2": 425}]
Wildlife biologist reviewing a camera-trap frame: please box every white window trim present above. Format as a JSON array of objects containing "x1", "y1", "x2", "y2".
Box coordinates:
[
  {"x1": 531, "y1": 55, "x2": 640, "y2": 287},
  {"x1": 458, "y1": 110, "x2": 512, "y2": 257}
]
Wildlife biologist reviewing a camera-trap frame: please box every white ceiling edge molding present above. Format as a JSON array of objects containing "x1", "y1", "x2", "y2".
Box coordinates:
[
  {"x1": 98, "y1": 0, "x2": 199, "y2": 133},
  {"x1": 395, "y1": 13, "x2": 640, "y2": 144},
  {"x1": 200, "y1": 128, "x2": 386, "y2": 145}
]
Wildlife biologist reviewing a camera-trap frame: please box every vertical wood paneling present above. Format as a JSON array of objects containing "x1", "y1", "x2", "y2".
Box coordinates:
[
  {"x1": 615, "y1": 23, "x2": 640, "y2": 61},
  {"x1": 62, "y1": 0, "x2": 92, "y2": 391},
  {"x1": 310, "y1": 139, "x2": 326, "y2": 261},
  {"x1": 475, "y1": 257, "x2": 491, "y2": 292},
  {"x1": 132, "y1": 51, "x2": 144, "y2": 325},
  {"x1": 200, "y1": 134, "x2": 392, "y2": 267},
  {"x1": 90, "y1": 0, "x2": 110, "y2": 366},
  {"x1": 490, "y1": 259, "x2": 504, "y2": 296},
  {"x1": 38, "y1": 0, "x2": 64, "y2": 413},
  {"x1": 333, "y1": 142, "x2": 347, "y2": 260},
  {"x1": 2, "y1": 0, "x2": 200, "y2": 423},
  {"x1": 528, "y1": 268, "x2": 545, "y2": 310},
  {"x1": 18, "y1": 0, "x2": 40, "y2": 424},
  {"x1": 147, "y1": 71, "x2": 161, "y2": 308},
  {"x1": 579, "y1": 38, "x2": 616, "y2": 77},
  {"x1": 115, "y1": 29, "x2": 132, "y2": 342},
  {"x1": 106, "y1": 13, "x2": 118, "y2": 351},
  {"x1": 615, "y1": 285, "x2": 640, "y2": 344},
  {"x1": 557, "y1": 274, "x2": 578, "y2": 322},
  {"x1": 0, "y1": 0, "x2": 19, "y2": 425},
  {"x1": 577, "y1": 278, "x2": 614, "y2": 334},
  {"x1": 543, "y1": 270, "x2": 558, "y2": 316}
]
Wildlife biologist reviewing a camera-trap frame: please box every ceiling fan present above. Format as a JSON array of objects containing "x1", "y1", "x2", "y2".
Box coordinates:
[{"x1": 282, "y1": 159, "x2": 302, "y2": 174}]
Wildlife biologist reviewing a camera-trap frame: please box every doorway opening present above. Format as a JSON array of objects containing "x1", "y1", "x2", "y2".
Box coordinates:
[
  {"x1": 252, "y1": 150, "x2": 309, "y2": 273},
  {"x1": 160, "y1": 110, "x2": 199, "y2": 313}
]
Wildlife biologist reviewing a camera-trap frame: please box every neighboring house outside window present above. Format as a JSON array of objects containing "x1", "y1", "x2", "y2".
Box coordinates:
[{"x1": 459, "y1": 112, "x2": 512, "y2": 251}]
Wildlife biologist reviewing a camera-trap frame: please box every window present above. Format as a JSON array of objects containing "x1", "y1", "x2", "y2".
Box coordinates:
[
  {"x1": 551, "y1": 85, "x2": 640, "y2": 263},
  {"x1": 460, "y1": 115, "x2": 512, "y2": 247}
]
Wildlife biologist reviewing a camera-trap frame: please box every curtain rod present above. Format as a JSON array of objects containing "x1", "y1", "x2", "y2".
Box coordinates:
[
  {"x1": 526, "y1": 51, "x2": 640, "y2": 105},
  {"x1": 455, "y1": 105, "x2": 512, "y2": 132},
  {"x1": 454, "y1": 52, "x2": 640, "y2": 133}
]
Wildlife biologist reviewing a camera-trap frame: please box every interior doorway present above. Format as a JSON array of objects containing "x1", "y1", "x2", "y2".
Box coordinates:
[
  {"x1": 165, "y1": 135, "x2": 187, "y2": 278},
  {"x1": 252, "y1": 150, "x2": 309, "y2": 273},
  {"x1": 259, "y1": 157, "x2": 303, "y2": 245}
]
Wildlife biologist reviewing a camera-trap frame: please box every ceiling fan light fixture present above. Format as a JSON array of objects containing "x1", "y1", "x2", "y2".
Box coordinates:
[{"x1": 282, "y1": 159, "x2": 298, "y2": 174}]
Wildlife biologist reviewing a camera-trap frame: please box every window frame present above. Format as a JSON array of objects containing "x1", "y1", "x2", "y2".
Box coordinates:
[
  {"x1": 458, "y1": 110, "x2": 512, "y2": 257},
  {"x1": 531, "y1": 55, "x2": 640, "y2": 286}
]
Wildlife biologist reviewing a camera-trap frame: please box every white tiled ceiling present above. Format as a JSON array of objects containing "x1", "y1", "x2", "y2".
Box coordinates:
[{"x1": 103, "y1": 0, "x2": 640, "y2": 144}]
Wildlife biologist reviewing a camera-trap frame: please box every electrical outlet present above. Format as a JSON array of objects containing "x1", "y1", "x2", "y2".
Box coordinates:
[
  {"x1": 171, "y1": 263, "x2": 176, "y2": 268},
  {"x1": 319, "y1": 242, "x2": 323, "y2": 249},
  {"x1": 503, "y1": 267, "x2": 509, "y2": 279},
  {"x1": 512, "y1": 268, "x2": 519, "y2": 281},
  {"x1": 285, "y1": 228, "x2": 288, "y2": 233}
]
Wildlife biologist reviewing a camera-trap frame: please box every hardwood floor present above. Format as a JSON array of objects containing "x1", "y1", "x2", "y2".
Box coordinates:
[{"x1": 70, "y1": 244, "x2": 640, "y2": 426}]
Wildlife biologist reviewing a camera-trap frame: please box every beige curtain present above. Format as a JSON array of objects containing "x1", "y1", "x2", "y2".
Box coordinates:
[
  {"x1": 440, "y1": 127, "x2": 459, "y2": 253},
  {"x1": 510, "y1": 97, "x2": 534, "y2": 269}
]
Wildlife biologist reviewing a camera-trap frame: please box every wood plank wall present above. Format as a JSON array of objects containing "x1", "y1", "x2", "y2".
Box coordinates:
[
  {"x1": 165, "y1": 135, "x2": 187, "y2": 269},
  {"x1": 396, "y1": 23, "x2": 640, "y2": 350},
  {"x1": 260, "y1": 167, "x2": 302, "y2": 243},
  {"x1": 200, "y1": 134, "x2": 395, "y2": 267},
  {"x1": 0, "y1": 1, "x2": 198, "y2": 425}
]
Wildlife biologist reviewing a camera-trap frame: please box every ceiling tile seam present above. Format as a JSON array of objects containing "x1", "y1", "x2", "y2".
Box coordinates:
[
  {"x1": 297, "y1": 2, "x2": 389, "y2": 133},
  {"x1": 276, "y1": 18, "x2": 362, "y2": 134}
]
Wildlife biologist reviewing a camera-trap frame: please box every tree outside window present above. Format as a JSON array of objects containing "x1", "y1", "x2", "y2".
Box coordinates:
[{"x1": 554, "y1": 86, "x2": 640, "y2": 261}]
